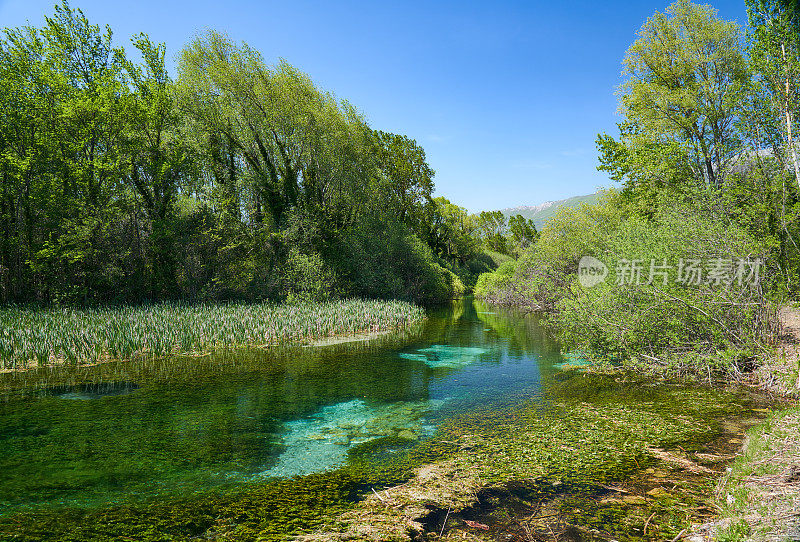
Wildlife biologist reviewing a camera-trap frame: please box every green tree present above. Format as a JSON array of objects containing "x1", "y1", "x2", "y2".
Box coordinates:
[
  {"x1": 746, "y1": 0, "x2": 800, "y2": 185},
  {"x1": 370, "y1": 129, "x2": 434, "y2": 233},
  {"x1": 475, "y1": 211, "x2": 508, "y2": 254},
  {"x1": 177, "y1": 31, "x2": 374, "y2": 235},
  {"x1": 0, "y1": 1, "x2": 132, "y2": 302},
  {"x1": 603, "y1": 0, "x2": 748, "y2": 195},
  {"x1": 0, "y1": 4, "x2": 460, "y2": 305},
  {"x1": 120, "y1": 34, "x2": 195, "y2": 297},
  {"x1": 424, "y1": 197, "x2": 478, "y2": 263},
  {"x1": 508, "y1": 214, "x2": 538, "y2": 255}
]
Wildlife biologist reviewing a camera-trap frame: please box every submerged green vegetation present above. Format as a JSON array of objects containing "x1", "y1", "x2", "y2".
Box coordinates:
[
  {"x1": 0, "y1": 360, "x2": 773, "y2": 541},
  {"x1": 297, "y1": 371, "x2": 772, "y2": 542}
]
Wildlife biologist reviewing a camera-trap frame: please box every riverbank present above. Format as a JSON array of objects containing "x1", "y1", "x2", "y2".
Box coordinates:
[
  {"x1": 0, "y1": 299, "x2": 425, "y2": 372},
  {"x1": 684, "y1": 308, "x2": 800, "y2": 542}
]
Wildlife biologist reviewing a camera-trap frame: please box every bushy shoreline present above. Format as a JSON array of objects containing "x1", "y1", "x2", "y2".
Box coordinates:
[{"x1": 0, "y1": 299, "x2": 425, "y2": 371}]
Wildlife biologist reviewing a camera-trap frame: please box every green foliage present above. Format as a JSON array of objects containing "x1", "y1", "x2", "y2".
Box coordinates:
[
  {"x1": 282, "y1": 248, "x2": 335, "y2": 303},
  {"x1": 474, "y1": 260, "x2": 518, "y2": 302},
  {"x1": 0, "y1": 299, "x2": 425, "y2": 369},
  {"x1": 330, "y1": 221, "x2": 464, "y2": 305},
  {"x1": 424, "y1": 197, "x2": 480, "y2": 264},
  {"x1": 477, "y1": 188, "x2": 776, "y2": 376},
  {"x1": 476, "y1": 190, "x2": 627, "y2": 309},
  {"x1": 554, "y1": 203, "x2": 773, "y2": 374},
  {"x1": 740, "y1": 0, "x2": 800, "y2": 288},
  {"x1": 0, "y1": 4, "x2": 469, "y2": 306},
  {"x1": 471, "y1": 211, "x2": 538, "y2": 258},
  {"x1": 474, "y1": 210, "x2": 509, "y2": 254},
  {"x1": 617, "y1": 0, "x2": 747, "y2": 191},
  {"x1": 482, "y1": 249, "x2": 513, "y2": 268},
  {"x1": 598, "y1": 0, "x2": 800, "y2": 291},
  {"x1": 370, "y1": 129, "x2": 435, "y2": 233},
  {"x1": 717, "y1": 519, "x2": 753, "y2": 541},
  {"x1": 507, "y1": 214, "x2": 538, "y2": 256}
]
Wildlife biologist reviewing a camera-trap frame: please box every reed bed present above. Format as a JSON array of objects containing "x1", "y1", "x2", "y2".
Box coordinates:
[{"x1": 0, "y1": 299, "x2": 425, "y2": 370}]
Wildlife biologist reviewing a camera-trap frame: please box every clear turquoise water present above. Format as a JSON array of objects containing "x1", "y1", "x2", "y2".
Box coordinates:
[{"x1": 0, "y1": 299, "x2": 562, "y2": 515}]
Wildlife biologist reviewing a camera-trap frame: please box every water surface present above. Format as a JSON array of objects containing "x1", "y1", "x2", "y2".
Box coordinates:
[{"x1": 0, "y1": 299, "x2": 563, "y2": 515}]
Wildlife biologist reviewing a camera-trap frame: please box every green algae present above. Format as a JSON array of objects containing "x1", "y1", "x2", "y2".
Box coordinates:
[
  {"x1": 0, "y1": 471, "x2": 362, "y2": 541},
  {"x1": 301, "y1": 371, "x2": 771, "y2": 541}
]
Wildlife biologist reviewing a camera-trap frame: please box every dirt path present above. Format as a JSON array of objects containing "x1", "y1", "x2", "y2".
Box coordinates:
[
  {"x1": 689, "y1": 308, "x2": 800, "y2": 541},
  {"x1": 778, "y1": 307, "x2": 800, "y2": 391}
]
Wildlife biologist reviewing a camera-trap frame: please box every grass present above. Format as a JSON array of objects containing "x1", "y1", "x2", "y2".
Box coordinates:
[
  {"x1": 711, "y1": 406, "x2": 800, "y2": 541},
  {"x1": 0, "y1": 299, "x2": 425, "y2": 370}
]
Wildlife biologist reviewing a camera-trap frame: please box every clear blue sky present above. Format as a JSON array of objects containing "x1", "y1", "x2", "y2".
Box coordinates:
[{"x1": 0, "y1": 0, "x2": 749, "y2": 211}]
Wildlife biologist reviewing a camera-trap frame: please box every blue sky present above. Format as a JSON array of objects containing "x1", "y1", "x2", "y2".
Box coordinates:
[{"x1": 0, "y1": 0, "x2": 749, "y2": 211}]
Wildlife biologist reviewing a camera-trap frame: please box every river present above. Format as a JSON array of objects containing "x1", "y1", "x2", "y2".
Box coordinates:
[{"x1": 0, "y1": 299, "x2": 769, "y2": 541}]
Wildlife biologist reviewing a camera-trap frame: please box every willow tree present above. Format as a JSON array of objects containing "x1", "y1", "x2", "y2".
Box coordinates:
[
  {"x1": 369, "y1": 129, "x2": 434, "y2": 233},
  {"x1": 177, "y1": 31, "x2": 375, "y2": 238}
]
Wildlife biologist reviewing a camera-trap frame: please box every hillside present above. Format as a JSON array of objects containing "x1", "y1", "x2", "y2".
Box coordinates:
[{"x1": 498, "y1": 192, "x2": 601, "y2": 229}]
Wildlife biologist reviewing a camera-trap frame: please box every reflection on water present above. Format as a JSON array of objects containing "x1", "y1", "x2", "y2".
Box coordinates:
[
  {"x1": 38, "y1": 381, "x2": 141, "y2": 400},
  {"x1": 0, "y1": 298, "x2": 563, "y2": 514}
]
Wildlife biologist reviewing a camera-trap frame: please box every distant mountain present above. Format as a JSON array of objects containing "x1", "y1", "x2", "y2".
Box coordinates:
[{"x1": 498, "y1": 192, "x2": 601, "y2": 229}]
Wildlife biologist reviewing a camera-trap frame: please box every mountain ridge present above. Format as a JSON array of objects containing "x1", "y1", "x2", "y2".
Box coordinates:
[{"x1": 495, "y1": 192, "x2": 601, "y2": 229}]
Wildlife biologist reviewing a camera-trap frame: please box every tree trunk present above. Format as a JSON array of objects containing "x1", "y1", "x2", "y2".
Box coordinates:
[{"x1": 782, "y1": 43, "x2": 800, "y2": 187}]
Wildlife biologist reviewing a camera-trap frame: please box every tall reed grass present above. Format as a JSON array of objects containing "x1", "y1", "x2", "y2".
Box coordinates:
[{"x1": 0, "y1": 299, "x2": 425, "y2": 370}]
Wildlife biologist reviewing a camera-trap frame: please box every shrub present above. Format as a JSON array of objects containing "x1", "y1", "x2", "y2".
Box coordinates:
[
  {"x1": 474, "y1": 260, "x2": 518, "y2": 303},
  {"x1": 475, "y1": 189, "x2": 779, "y2": 377},
  {"x1": 475, "y1": 190, "x2": 626, "y2": 309},
  {"x1": 443, "y1": 252, "x2": 496, "y2": 293},
  {"x1": 553, "y1": 204, "x2": 776, "y2": 375},
  {"x1": 281, "y1": 248, "x2": 336, "y2": 303}
]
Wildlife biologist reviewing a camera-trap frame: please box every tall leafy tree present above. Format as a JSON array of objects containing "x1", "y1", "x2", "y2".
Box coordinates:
[
  {"x1": 475, "y1": 211, "x2": 509, "y2": 254},
  {"x1": 370, "y1": 129, "x2": 434, "y2": 232},
  {"x1": 747, "y1": 0, "x2": 800, "y2": 185},
  {"x1": 120, "y1": 34, "x2": 195, "y2": 297},
  {"x1": 508, "y1": 214, "x2": 538, "y2": 255},
  {"x1": 601, "y1": 0, "x2": 748, "y2": 195},
  {"x1": 0, "y1": 1, "x2": 130, "y2": 302},
  {"x1": 177, "y1": 31, "x2": 374, "y2": 236}
]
